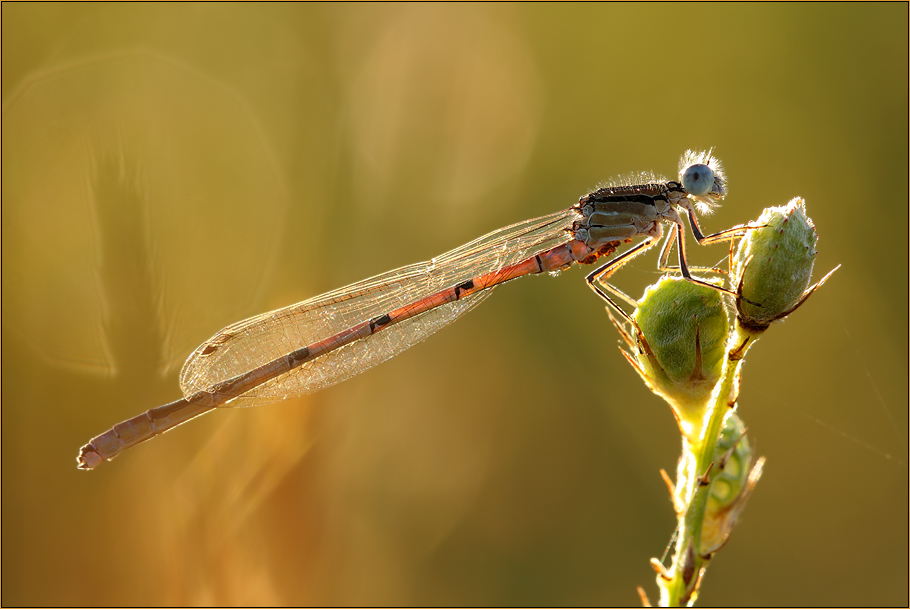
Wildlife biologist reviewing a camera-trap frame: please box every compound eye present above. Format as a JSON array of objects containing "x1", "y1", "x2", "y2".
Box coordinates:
[{"x1": 681, "y1": 163, "x2": 715, "y2": 197}]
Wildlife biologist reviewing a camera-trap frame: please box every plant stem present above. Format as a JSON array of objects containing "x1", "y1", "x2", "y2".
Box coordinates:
[{"x1": 660, "y1": 323, "x2": 756, "y2": 607}]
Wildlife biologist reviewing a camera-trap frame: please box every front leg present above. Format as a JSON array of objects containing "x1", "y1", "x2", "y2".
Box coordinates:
[
  {"x1": 657, "y1": 219, "x2": 751, "y2": 276},
  {"x1": 684, "y1": 205, "x2": 754, "y2": 246}
]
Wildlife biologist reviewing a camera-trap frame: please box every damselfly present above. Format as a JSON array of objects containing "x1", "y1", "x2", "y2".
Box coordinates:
[{"x1": 77, "y1": 150, "x2": 747, "y2": 469}]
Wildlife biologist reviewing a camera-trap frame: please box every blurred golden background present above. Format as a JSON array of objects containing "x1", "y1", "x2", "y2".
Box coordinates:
[{"x1": 2, "y1": 4, "x2": 906, "y2": 606}]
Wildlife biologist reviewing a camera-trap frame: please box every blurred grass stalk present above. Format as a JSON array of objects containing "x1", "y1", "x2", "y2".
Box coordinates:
[{"x1": 609, "y1": 198, "x2": 838, "y2": 606}]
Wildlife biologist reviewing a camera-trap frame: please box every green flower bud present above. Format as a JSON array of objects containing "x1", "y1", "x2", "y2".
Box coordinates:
[
  {"x1": 700, "y1": 413, "x2": 764, "y2": 555},
  {"x1": 733, "y1": 198, "x2": 818, "y2": 331},
  {"x1": 629, "y1": 276, "x2": 730, "y2": 439}
]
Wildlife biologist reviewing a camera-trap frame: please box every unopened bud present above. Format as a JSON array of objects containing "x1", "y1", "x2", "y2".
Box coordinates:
[
  {"x1": 629, "y1": 276, "x2": 730, "y2": 439},
  {"x1": 733, "y1": 198, "x2": 818, "y2": 331}
]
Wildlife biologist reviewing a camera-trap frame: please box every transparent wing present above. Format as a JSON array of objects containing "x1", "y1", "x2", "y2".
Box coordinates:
[{"x1": 179, "y1": 208, "x2": 580, "y2": 407}]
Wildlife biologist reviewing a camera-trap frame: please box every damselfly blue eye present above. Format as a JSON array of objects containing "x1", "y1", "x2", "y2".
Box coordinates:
[{"x1": 681, "y1": 163, "x2": 715, "y2": 198}]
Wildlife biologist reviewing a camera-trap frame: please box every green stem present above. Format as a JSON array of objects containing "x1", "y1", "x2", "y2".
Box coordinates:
[{"x1": 660, "y1": 323, "x2": 756, "y2": 607}]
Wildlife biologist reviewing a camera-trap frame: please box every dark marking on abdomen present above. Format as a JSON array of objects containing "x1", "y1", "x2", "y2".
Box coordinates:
[
  {"x1": 370, "y1": 314, "x2": 392, "y2": 331},
  {"x1": 286, "y1": 346, "x2": 310, "y2": 366},
  {"x1": 455, "y1": 279, "x2": 474, "y2": 297}
]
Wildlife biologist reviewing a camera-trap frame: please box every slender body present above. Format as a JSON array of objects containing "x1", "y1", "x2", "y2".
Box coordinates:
[{"x1": 77, "y1": 150, "x2": 739, "y2": 469}]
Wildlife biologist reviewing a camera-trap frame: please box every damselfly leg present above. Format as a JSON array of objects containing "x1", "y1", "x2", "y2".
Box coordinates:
[{"x1": 586, "y1": 203, "x2": 754, "y2": 324}]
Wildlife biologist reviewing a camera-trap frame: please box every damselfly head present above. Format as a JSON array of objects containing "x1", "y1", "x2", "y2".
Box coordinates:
[{"x1": 679, "y1": 150, "x2": 727, "y2": 214}]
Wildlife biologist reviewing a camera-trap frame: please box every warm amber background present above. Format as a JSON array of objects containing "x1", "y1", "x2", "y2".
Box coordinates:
[{"x1": 2, "y1": 4, "x2": 907, "y2": 606}]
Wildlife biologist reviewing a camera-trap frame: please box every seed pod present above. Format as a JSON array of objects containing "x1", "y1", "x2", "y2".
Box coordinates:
[{"x1": 700, "y1": 412, "x2": 764, "y2": 555}]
